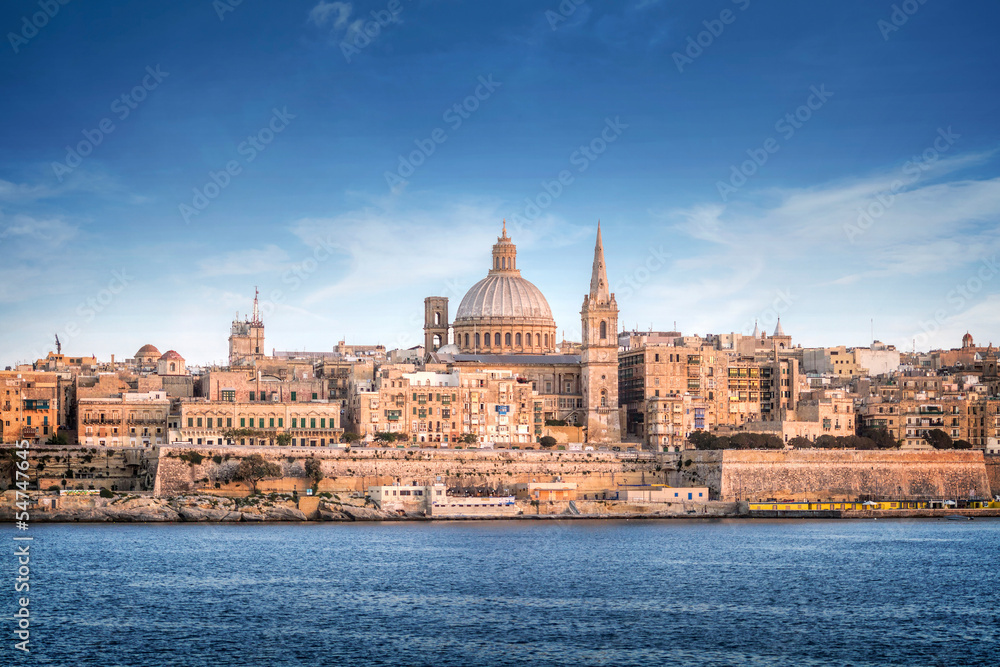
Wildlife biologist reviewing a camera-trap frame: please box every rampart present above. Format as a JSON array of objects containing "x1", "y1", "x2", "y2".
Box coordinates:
[
  {"x1": 716, "y1": 449, "x2": 990, "y2": 501},
  {"x1": 153, "y1": 446, "x2": 665, "y2": 498}
]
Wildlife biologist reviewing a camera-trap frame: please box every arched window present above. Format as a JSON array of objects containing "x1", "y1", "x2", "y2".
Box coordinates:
[
  {"x1": 433, "y1": 334, "x2": 441, "y2": 348},
  {"x1": 600, "y1": 389, "x2": 607, "y2": 407},
  {"x1": 502, "y1": 257, "x2": 507, "y2": 269},
  {"x1": 464, "y1": 334, "x2": 470, "y2": 348},
  {"x1": 475, "y1": 333, "x2": 481, "y2": 348},
  {"x1": 600, "y1": 321, "x2": 607, "y2": 339},
  {"x1": 434, "y1": 312, "x2": 441, "y2": 325},
  {"x1": 495, "y1": 257, "x2": 500, "y2": 269},
  {"x1": 169, "y1": 362, "x2": 176, "y2": 372},
  {"x1": 536, "y1": 333, "x2": 541, "y2": 347},
  {"x1": 544, "y1": 333, "x2": 549, "y2": 347},
  {"x1": 495, "y1": 332, "x2": 501, "y2": 347},
  {"x1": 483, "y1": 332, "x2": 490, "y2": 347},
  {"x1": 515, "y1": 333, "x2": 522, "y2": 347},
  {"x1": 505, "y1": 332, "x2": 511, "y2": 346}
]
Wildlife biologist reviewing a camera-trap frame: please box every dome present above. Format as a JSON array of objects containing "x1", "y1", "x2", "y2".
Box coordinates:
[
  {"x1": 454, "y1": 274, "x2": 554, "y2": 323},
  {"x1": 159, "y1": 350, "x2": 184, "y2": 361},
  {"x1": 136, "y1": 344, "x2": 161, "y2": 357},
  {"x1": 436, "y1": 343, "x2": 461, "y2": 355}
]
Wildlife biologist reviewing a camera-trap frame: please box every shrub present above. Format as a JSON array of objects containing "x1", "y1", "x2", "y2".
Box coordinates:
[{"x1": 99, "y1": 487, "x2": 114, "y2": 498}]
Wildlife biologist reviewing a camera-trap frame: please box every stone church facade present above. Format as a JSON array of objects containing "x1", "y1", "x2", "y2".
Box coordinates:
[{"x1": 424, "y1": 222, "x2": 621, "y2": 443}]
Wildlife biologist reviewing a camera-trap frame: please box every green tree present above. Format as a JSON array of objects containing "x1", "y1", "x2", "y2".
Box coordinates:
[
  {"x1": 787, "y1": 436, "x2": 813, "y2": 449},
  {"x1": 923, "y1": 429, "x2": 953, "y2": 450},
  {"x1": 374, "y1": 432, "x2": 397, "y2": 445},
  {"x1": 45, "y1": 432, "x2": 68, "y2": 446},
  {"x1": 234, "y1": 454, "x2": 282, "y2": 494},
  {"x1": 341, "y1": 431, "x2": 361, "y2": 444},
  {"x1": 276, "y1": 433, "x2": 292, "y2": 447},
  {"x1": 952, "y1": 438, "x2": 973, "y2": 450},
  {"x1": 304, "y1": 457, "x2": 324, "y2": 490},
  {"x1": 460, "y1": 433, "x2": 478, "y2": 445},
  {"x1": 539, "y1": 435, "x2": 557, "y2": 448}
]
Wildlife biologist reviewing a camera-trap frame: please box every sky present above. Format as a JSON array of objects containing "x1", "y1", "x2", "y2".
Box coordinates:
[{"x1": 1, "y1": 0, "x2": 999, "y2": 366}]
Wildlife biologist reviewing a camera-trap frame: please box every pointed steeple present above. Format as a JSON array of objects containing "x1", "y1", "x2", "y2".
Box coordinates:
[
  {"x1": 752, "y1": 320, "x2": 760, "y2": 338},
  {"x1": 773, "y1": 318, "x2": 785, "y2": 337},
  {"x1": 490, "y1": 220, "x2": 519, "y2": 275},
  {"x1": 251, "y1": 287, "x2": 262, "y2": 325},
  {"x1": 589, "y1": 221, "x2": 610, "y2": 302}
]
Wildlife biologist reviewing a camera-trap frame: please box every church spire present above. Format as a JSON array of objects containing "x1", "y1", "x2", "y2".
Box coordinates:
[
  {"x1": 589, "y1": 221, "x2": 609, "y2": 302},
  {"x1": 490, "y1": 220, "x2": 519, "y2": 275}
]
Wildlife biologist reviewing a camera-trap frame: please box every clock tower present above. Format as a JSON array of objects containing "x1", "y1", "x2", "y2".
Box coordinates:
[{"x1": 580, "y1": 223, "x2": 621, "y2": 443}]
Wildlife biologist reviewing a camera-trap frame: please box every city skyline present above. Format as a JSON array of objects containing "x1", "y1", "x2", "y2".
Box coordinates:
[{"x1": 3, "y1": 1, "x2": 1000, "y2": 365}]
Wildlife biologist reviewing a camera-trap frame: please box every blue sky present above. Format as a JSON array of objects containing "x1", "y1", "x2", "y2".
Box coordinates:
[{"x1": 1, "y1": 0, "x2": 999, "y2": 365}]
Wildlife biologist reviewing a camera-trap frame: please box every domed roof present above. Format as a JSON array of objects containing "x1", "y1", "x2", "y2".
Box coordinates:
[
  {"x1": 436, "y1": 343, "x2": 461, "y2": 355},
  {"x1": 454, "y1": 274, "x2": 554, "y2": 323},
  {"x1": 136, "y1": 344, "x2": 161, "y2": 357},
  {"x1": 159, "y1": 350, "x2": 184, "y2": 361}
]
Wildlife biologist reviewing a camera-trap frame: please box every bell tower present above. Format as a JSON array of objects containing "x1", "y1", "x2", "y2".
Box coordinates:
[
  {"x1": 580, "y1": 222, "x2": 621, "y2": 443},
  {"x1": 424, "y1": 296, "x2": 449, "y2": 354}
]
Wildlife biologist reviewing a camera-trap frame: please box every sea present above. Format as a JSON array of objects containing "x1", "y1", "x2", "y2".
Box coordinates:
[{"x1": 5, "y1": 518, "x2": 999, "y2": 666}]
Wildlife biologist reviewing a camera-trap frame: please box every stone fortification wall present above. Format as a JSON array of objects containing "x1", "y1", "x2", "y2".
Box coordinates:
[
  {"x1": 718, "y1": 449, "x2": 990, "y2": 501},
  {"x1": 986, "y1": 455, "x2": 1000, "y2": 497},
  {"x1": 153, "y1": 446, "x2": 663, "y2": 498}
]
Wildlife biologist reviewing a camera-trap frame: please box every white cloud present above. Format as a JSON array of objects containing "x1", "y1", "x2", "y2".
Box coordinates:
[
  {"x1": 197, "y1": 244, "x2": 292, "y2": 277},
  {"x1": 309, "y1": 1, "x2": 353, "y2": 28}
]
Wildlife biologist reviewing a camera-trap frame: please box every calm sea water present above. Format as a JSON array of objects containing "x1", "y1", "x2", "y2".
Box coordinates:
[{"x1": 5, "y1": 519, "x2": 999, "y2": 666}]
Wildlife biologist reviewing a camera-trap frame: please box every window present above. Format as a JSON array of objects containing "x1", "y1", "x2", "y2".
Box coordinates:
[
  {"x1": 536, "y1": 333, "x2": 541, "y2": 346},
  {"x1": 278, "y1": 418, "x2": 283, "y2": 427},
  {"x1": 483, "y1": 332, "x2": 490, "y2": 347},
  {"x1": 310, "y1": 418, "x2": 316, "y2": 428},
  {"x1": 495, "y1": 333, "x2": 501, "y2": 347},
  {"x1": 292, "y1": 418, "x2": 298, "y2": 428},
  {"x1": 207, "y1": 418, "x2": 213, "y2": 428},
  {"x1": 240, "y1": 418, "x2": 246, "y2": 427},
  {"x1": 269, "y1": 418, "x2": 275, "y2": 428},
  {"x1": 249, "y1": 391, "x2": 255, "y2": 401},
  {"x1": 227, "y1": 418, "x2": 232, "y2": 428},
  {"x1": 475, "y1": 333, "x2": 480, "y2": 348},
  {"x1": 505, "y1": 332, "x2": 511, "y2": 346},
  {"x1": 600, "y1": 321, "x2": 607, "y2": 339},
  {"x1": 221, "y1": 390, "x2": 235, "y2": 402},
  {"x1": 321, "y1": 418, "x2": 326, "y2": 428},
  {"x1": 544, "y1": 333, "x2": 549, "y2": 347},
  {"x1": 187, "y1": 418, "x2": 193, "y2": 427},
  {"x1": 312, "y1": 393, "x2": 318, "y2": 400},
  {"x1": 515, "y1": 333, "x2": 522, "y2": 346},
  {"x1": 291, "y1": 391, "x2": 296, "y2": 401},
  {"x1": 434, "y1": 311, "x2": 441, "y2": 325},
  {"x1": 464, "y1": 334, "x2": 470, "y2": 348},
  {"x1": 197, "y1": 418, "x2": 202, "y2": 427}
]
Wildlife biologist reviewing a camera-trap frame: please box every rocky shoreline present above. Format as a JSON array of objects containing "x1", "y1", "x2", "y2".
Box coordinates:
[{"x1": 0, "y1": 493, "x2": 407, "y2": 523}]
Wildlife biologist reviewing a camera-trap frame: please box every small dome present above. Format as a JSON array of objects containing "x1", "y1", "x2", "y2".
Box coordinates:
[
  {"x1": 436, "y1": 344, "x2": 461, "y2": 355},
  {"x1": 159, "y1": 350, "x2": 184, "y2": 361},
  {"x1": 136, "y1": 344, "x2": 161, "y2": 357}
]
